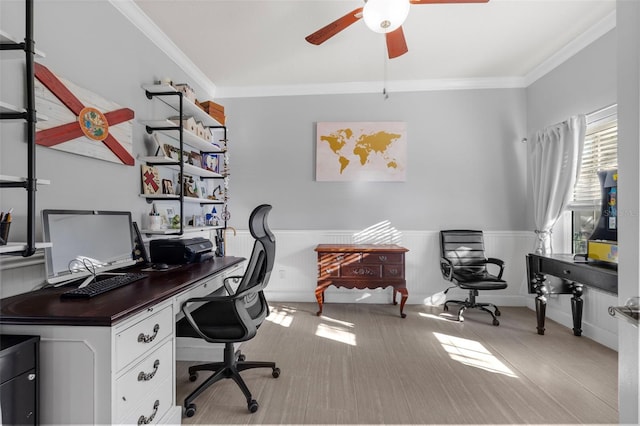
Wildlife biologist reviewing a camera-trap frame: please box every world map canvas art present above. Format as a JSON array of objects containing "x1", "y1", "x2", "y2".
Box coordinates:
[{"x1": 316, "y1": 122, "x2": 406, "y2": 182}]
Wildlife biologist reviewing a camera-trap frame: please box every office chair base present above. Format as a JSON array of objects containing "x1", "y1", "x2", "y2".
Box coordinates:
[
  {"x1": 184, "y1": 343, "x2": 279, "y2": 415},
  {"x1": 444, "y1": 291, "x2": 501, "y2": 326}
]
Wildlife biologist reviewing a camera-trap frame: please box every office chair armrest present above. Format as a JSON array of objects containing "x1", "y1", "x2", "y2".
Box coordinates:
[
  {"x1": 223, "y1": 275, "x2": 243, "y2": 295},
  {"x1": 486, "y1": 257, "x2": 505, "y2": 279},
  {"x1": 180, "y1": 294, "x2": 258, "y2": 342},
  {"x1": 440, "y1": 257, "x2": 454, "y2": 281}
]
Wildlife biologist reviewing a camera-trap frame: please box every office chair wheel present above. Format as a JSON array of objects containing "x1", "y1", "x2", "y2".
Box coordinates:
[
  {"x1": 189, "y1": 372, "x2": 198, "y2": 382},
  {"x1": 248, "y1": 399, "x2": 259, "y2": 413},
  {"x1": 493, "y1": 318, "x2": 500, "y2": 326},
  {"x1": 495, "y1": 309, "x2": 501, "y2": 316},
  {"x1": 272, "y1": 367, "x2": 281, "y2": 378},
  {"x1": 238, "y1": 353, "x2": 246, "y2": 362},
  {"x1": 185, "y1": 403, "x2": 197, "y2": 417}
]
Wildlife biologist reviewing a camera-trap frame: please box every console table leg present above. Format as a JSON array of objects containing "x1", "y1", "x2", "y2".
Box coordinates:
[
  {"x1": 397, "y1": 288, "x2": 408, "y2": 318},
  {"x1": 571, "y1": 284, "x2": 584, "y2": 336},
  {"x1": 392, "y1": 288, "x2": 398, "y2": 305},
  {"x1": 315, "y1": 282, "x2": 329, "y2": 316}
]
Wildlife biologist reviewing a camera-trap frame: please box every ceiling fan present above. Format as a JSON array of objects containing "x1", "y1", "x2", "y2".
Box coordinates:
[{"x1": 305, "y1": 0, "x2": 489, "y2": 59}]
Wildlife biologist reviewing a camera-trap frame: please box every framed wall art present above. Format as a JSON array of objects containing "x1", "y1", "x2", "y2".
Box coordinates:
[{"x1": 315, "y1": 121, "x2": 407, "y2": 182}]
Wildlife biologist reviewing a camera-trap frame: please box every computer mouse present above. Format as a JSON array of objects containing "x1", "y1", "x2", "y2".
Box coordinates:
[{"x1": 152, "y1": 263, "x2": 169, "y2": 270}]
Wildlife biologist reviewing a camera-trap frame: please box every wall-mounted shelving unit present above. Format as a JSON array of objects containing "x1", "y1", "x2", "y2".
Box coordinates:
[
  {"x1": 0, "y1": 0, "x2": 50, "y2": 257},
  {"x1": 140, "y1": 84, "x2": 229, "y2": 248}
]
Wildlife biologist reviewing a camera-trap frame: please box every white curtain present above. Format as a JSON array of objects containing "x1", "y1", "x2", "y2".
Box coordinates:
[{"x1": 528, "y1": 115, "x2": 586, "y2": 254}]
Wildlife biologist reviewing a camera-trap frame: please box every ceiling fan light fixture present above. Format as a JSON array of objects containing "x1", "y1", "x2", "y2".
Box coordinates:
[{"x1": 363, "y1": 0, "x2": 411, "y2": 34}]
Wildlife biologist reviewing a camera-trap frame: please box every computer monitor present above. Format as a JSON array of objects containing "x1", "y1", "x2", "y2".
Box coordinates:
[{"x1": 42, "y1": 209, "x2": 136, "y2": 285}]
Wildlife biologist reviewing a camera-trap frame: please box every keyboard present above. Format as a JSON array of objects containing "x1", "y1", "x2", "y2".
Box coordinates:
[{"x1": 60, "y1": 272, "x2": 147, "y2": 299}]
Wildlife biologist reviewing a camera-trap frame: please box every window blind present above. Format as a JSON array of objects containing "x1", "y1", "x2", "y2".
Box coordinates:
[{"x1": 570, "y1": 118, "x2": 618, "y2": 209}]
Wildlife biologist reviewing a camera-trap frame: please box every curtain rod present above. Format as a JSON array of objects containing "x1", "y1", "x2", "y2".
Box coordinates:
[{"x1": 521, "y1": 103, "x2": 617, "y2": 143}]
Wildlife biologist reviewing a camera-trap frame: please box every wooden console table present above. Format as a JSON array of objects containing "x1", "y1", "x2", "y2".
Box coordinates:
[
  {"x1": 526, "y1": 253, "x2": 617, "y2": 336},
  {"x1": 314, "y1": 244, "x2": 409, "y2": 318}
]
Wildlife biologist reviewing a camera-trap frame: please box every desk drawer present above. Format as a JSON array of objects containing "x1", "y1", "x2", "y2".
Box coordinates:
[
  {"x1": 540, "y1": 258, "x2": 594, "y2": 284},
  {"x1": 361, "y1": 252, "x2": 403, "y2": 264},
  {"x1": 115, "y1": 305, "x2": 173, "y2": 372},
  {"x1": 117, "y1": 375, "x2": 173, "y2": 425},
  {"x1": 116, "y1": 338, "x2": 173, "y2": 420}
]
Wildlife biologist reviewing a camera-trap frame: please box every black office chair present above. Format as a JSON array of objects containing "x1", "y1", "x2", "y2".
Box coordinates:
[
  {"x1": 176, "y1": 204, "x2": 279, "y2": 416},
  {"x1": 439, "y1": 230, "x2": 507, "y2": 326}
]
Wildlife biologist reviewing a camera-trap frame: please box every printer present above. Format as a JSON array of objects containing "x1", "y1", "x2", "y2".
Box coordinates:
[{"x1": 149, "y1": 237, "x2": 214, "y2": 264}]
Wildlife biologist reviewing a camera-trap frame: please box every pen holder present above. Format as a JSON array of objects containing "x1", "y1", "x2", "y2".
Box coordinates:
[
  {"x1": 0, "y1": 221, "x2": 10, "y2": 245},
  {"x1": 149, "y1": 215, "x2": 163, "y2": 231}
]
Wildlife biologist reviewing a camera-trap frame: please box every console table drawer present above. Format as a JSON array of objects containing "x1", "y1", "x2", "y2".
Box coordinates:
[
  {"x1": 361, "y1": 252, "x2": 403, "y2": 264},
  {"x1": 319, "y1": 253, "x2": 359, "y2": 265},
  {"x1": 341, "y1": 264, "x2": 382, "y2": 278},
  {"x1": 115, "y1": 305, "x2": 173, "y2": 372},
  {"x1": 383, "y1": 264, "x2": 404, "y2": 278}
]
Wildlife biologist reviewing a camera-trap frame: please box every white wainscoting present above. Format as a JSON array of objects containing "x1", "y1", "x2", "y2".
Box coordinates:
[
  {"x1": 0, "y1": 230, "x2": 618, "y2": 350},
  {"x1": 226, "y1": 229, "x2": 617, "y2": 350}
]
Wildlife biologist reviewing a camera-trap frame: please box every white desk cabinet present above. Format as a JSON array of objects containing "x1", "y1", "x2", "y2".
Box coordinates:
[{"x1": 0, "y1": 257, "x2": 244, "y2": 424}]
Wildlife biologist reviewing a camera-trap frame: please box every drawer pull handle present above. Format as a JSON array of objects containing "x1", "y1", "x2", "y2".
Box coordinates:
[
  {"x1": 388, "y1": 268, "x2": 399, "y2": 276},
  {"x1": 563, "y1": 270, "x2": 571, "y2": 275},
  {"x1": 138, "y1": 324, "x2": 160, "y2": 343},
  {"x1": 325, "y1": 268, "x2": 333, "y2": 274},
  {"x1": 336, "y1": 255, "x2": 344, "y2": 261},
  {"x1": 138, "y1": 400, "x2": 159, "y2": 425},
  {"x1": 379, "y1": 255, "x2": 388, "y2": 262},
  {"x1": 28, "y1": 373, "x2": 36, "y2": 381},
  {"x1": 138, "y1": 359, "x2": 160, "y2": 381}
]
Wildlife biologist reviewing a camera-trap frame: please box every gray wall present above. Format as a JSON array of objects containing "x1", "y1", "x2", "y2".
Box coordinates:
[
  {"x1": 222, "y1": 89, "x2": 527, "y2": 231},
  {"x1": 0, "y1": 0, "x2": 213, "y2": 241}
]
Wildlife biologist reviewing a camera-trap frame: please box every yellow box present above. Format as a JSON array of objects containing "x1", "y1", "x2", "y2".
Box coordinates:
[{"x1": 588, "y1": 240, "x2": 618, "y2": 264}]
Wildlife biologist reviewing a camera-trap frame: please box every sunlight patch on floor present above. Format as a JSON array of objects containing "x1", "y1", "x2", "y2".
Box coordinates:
[
  {"x1": 316, "y1": 323, "x2": 357, "y2": 346},
  {"x1": 419, "y1": 312, "x2": 452, "y2": 322},
  {"x1": 266, "y1": 305, "x2": 296, "y2": 327},
  {"x1": 433, "y1": 332, "x2": 518, "y2": 378},
  {"x1": 315, "y1": 315, "x2": 356, "y2": 346}
]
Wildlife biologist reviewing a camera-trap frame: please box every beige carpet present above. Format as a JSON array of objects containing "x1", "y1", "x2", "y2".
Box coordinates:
[{"x1": 177, "y1": 302, "x2": 617, "y2": 424}]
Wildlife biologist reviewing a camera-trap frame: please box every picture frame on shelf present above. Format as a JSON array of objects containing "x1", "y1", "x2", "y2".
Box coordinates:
[
  {"x1": 196, "y1": 180, "x2": 207, "y2": 199},
  {"x1": 202, "y1": 153, "x2": 220, "y2": 173},
  {"x1": 141, "y1": 165, "x2": 161, "y2": 195},
  {"x1": 189, "y1": 151, "x2": 203, "y2": 168},
  {"x1": 162, "y1": 178, "x2": 174, "y2": 195},
  {"x1": 182, "y1": 174, "x2": 199, "y2": 198},
  {"x1": 163, "y1": 143, "x2": 175, "y2": 159}
]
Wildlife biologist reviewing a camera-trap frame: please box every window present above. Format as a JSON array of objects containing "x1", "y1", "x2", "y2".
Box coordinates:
[{"x1": 569, "y1": 105, "x2": 617, "y2": 253}]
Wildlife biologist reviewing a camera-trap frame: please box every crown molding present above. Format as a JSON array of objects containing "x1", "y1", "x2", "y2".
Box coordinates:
[
  {"x1": 523, "y1": 10, "x2": 616, "y2": 87},
  {"x1": 109, "y1": 0, "x2": 217, "y2": 98},
  {"x1": 215, "y1": 76, "x2": 527, "y2": 99}
]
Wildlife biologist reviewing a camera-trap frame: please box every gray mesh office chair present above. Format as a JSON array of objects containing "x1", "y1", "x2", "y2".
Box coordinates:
[{"x1": 176, "y1": 204, "x2": 279, "y2": 415}]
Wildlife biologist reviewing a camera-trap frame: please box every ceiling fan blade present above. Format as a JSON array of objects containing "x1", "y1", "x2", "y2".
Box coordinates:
[
  {"x1": 410, "y1": 0, "x2": 489, "y2": 4},
  {"x1": 305, "y1": 7, "x2": 364, "y2": 45},
  {"x1": 386, "y1": 26, "x2": 408, "y2": 59}
]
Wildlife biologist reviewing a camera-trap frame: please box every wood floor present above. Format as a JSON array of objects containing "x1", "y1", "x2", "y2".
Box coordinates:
[{"x1": 176, "y1": 302, "x2": 618, "y2": 424}]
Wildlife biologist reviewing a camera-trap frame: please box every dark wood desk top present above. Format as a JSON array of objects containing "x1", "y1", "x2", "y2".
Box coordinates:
[
  {"x1": 315, "y1": 244, "x2": 408, "y2": 253},
  {"x1": 0, "y1": 256, "x2": 244, "y2": 327}
]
